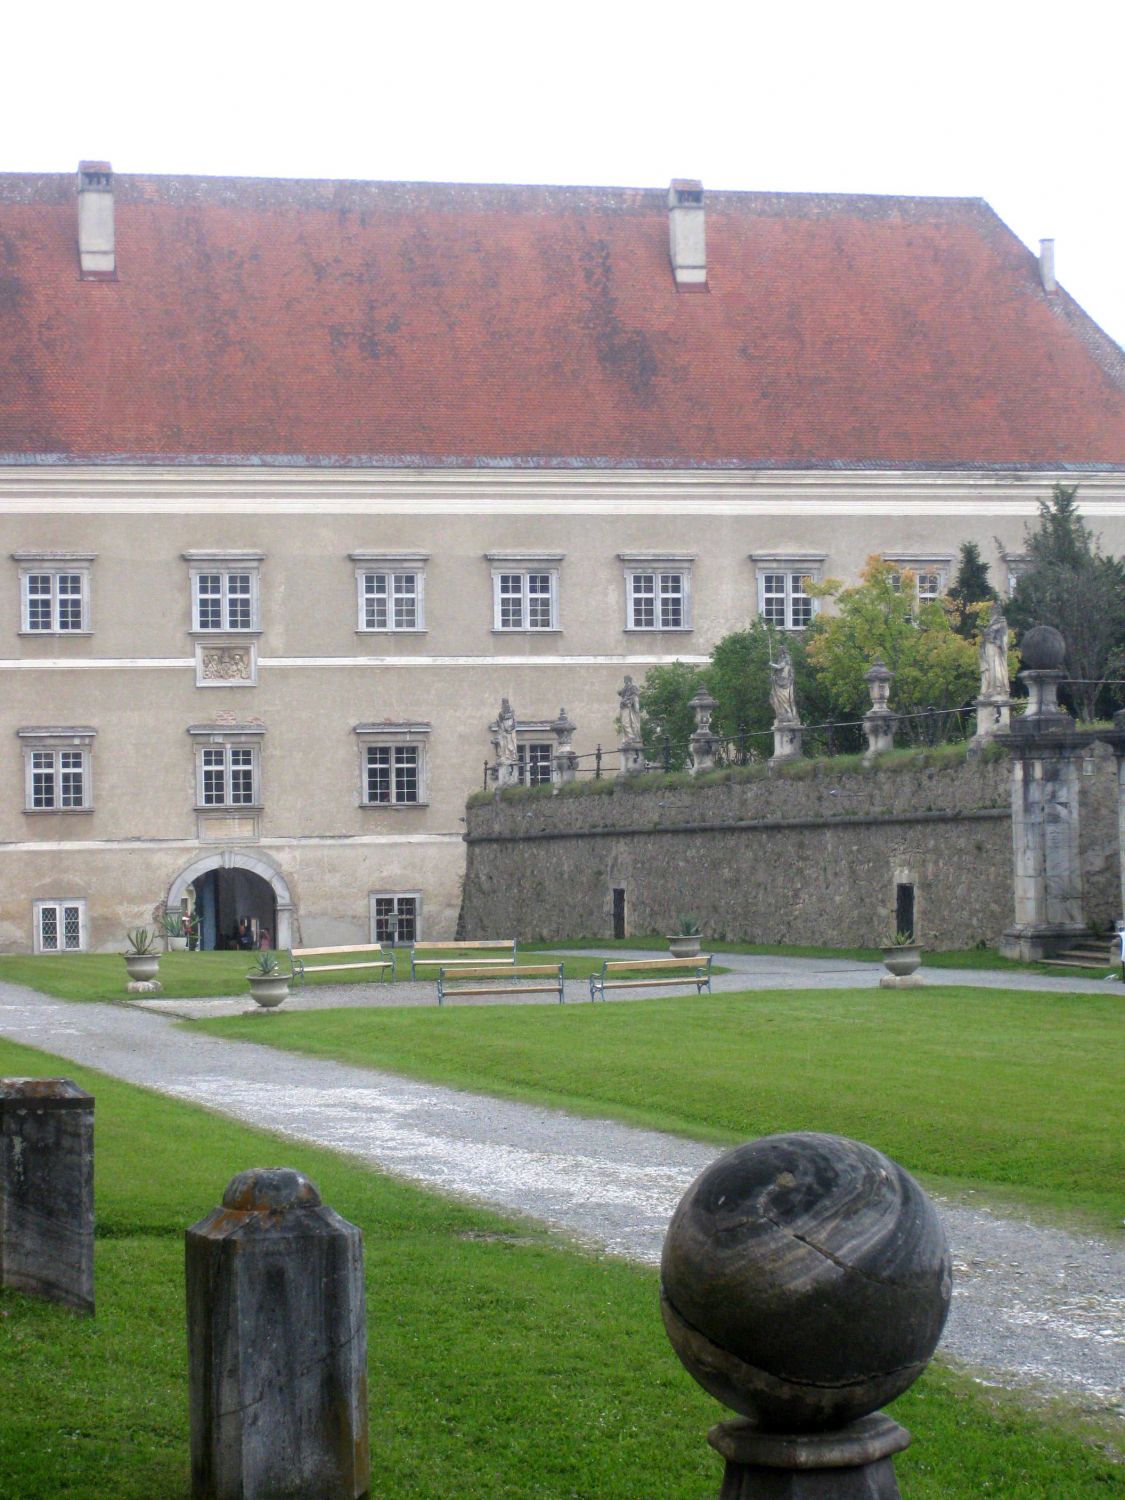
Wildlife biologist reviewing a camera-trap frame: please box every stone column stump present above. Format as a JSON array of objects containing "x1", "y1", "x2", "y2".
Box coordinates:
[
  {"x1": 0, "y1": 1077, "x2": 94, "y2": 1314},
  {"x1": 661, "y1": 1132, "x2": 951, "y2": 1499},
  {"x1": 186, "y1": 1167, "x2": 369, "y2": 1500}
]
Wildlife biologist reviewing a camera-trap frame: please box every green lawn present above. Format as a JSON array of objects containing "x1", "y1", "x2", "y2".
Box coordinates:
[
  {"x1": 0, "y1": 1035, "x2": 1120, "y2": 1498},
  {"x1": 0, "y1": 948, "x2": 639, "y2": 1003},
  {"x1": 194, "y1": 986, "x2": 1125, "y2": 1232}
]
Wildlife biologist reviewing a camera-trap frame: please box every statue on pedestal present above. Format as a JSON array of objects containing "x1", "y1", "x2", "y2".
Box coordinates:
[
  {"x1": 618, "y1": 675, "x2": 642, "y2": 743},
  {"x1": 980, "y1": 604, "x2": 1010, "y2": 701},
  {"x1": 768, "y1": 643, "x2": 799, "y2": 725}
]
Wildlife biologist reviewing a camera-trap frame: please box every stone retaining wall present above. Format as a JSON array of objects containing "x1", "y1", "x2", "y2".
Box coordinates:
[{"x1": 461, "y1": 747, "x2": 1121, "y2": 949}]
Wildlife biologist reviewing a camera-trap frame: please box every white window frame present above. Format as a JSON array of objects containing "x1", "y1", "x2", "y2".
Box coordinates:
[
  {"x1": 14, "y1": 552, "x2": 95, "y2": 635},
  {"x1": 34, "y1": 899, "x2": 87, "y2": 953},
  {"x1": 355, "y1": 723, "x2": 431, "y2": 808},
  {"x1": 1002, "y1": 552, "x2": 1028, "y2": 597},
  {"x1": 183, "y1": 551, "x2": 263, "y2": 634},
  {"x1": 350, "y1": 551, "x2": 428, "y2": 633},
  {"x1": 883, "y1": 554, "x2": 953, "y2": 608},
  {"x1": 517, "y1": 740, "x2": 554, "y2": 787},
  {"x1": 486, "y1": 552, "x2": 563, "y2": 633},
  {"x1": 19, "y1": 727, "x2": 96, "y2": 813},
  {"x1": 619, "y1": 553, "x2": 694, "y2": 632},
  {"x1": 369, "y1": 892, "x2": 421, "y2": 944},
  {"x1": 188, "y1": 725, "x2": 264, "y2": 810},
  {"x1": 751, "y1": 554, "x2": 825, "y2": 631}
]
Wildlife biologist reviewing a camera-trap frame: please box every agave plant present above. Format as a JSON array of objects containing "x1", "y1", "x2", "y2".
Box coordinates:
[
  {"x1": 158, "y1": 912, "x2": 184, "y2": 939},
  {"x1": 248, "y1": 951, "x2": 281, "y2": 976},
  {"x1": 125, "y1": 926, "x2": 157, "y2": 955}
]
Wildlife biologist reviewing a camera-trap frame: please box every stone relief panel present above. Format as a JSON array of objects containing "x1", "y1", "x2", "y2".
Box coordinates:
[{"x1": 195, "y1": 642, "x2": 258, "y2": 688}]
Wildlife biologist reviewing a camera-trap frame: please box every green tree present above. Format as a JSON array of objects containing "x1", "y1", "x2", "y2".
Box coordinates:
[
  {"x1": 946, "y1": 542, "x2": 997, "y2": 639},
  {"x1": 805, "y1": 558, "x2": 978, "y2": 742},
  {"x1": 637, "y1": 661, "x2": 703, "y2": 770},
  {"x1": 1005, "y1": 484, "x2": 1125, "y2": 721}
]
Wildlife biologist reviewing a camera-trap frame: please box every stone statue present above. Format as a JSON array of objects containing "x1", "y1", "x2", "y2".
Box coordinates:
[
  {"x1": 618, "y1": 675, "x2": 642, "y2": 742},
  {"x1": 768, "y1": 643, "x2": 798, "y2": 724},
  {"x1": 496, "y1": 697, "x2": 517, "y2": 765},
  {"x1": 980, "y1": 604, "x2": 1010, "y2": 700}
]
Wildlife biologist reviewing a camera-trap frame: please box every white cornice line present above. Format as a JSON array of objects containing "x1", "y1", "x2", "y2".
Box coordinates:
[
  {"x1": 0, "y1": 833, "x2": 464, "y2": 854},
  {"x1": 0, "y1": 653, "x2": 712, "y2": 671},
  {"x1": 0, "y1": 466, "x2": 1122, "y2": 515}
]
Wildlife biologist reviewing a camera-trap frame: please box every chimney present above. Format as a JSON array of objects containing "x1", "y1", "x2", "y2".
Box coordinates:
[
  {"x1": 1038, "y1": 237, "x2": 1056, "y2": 295},
  {"x1": 668, "y1": 179, "x2": 706, "y2": 289},
  {"x1": 77, "y1": 161, "x2": 115, "y2": 279}
]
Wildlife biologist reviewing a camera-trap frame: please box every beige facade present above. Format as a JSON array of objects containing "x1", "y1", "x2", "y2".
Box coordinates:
[{"x1": 4, "y1": 466, "x2": 1125, "y2": 952}]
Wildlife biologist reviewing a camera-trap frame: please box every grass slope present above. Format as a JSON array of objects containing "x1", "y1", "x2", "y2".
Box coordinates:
[
  {"x1": 195, "y1": 986, "x2": 1125, "y2": 1231},
  {"x1": 0, "y1": 1036, "x2": 1120, "y2": 1498}
]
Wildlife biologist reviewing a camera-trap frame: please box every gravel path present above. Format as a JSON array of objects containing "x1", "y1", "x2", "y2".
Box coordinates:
[{"x1": 0, "y1": 975, "x2": 1122, "y2": 1422}]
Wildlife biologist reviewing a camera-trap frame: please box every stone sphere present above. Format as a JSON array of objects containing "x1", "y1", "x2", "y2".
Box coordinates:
[
  {"x1": 1019, "y1": 624, "x2": 1066, "y2": 671},
  {"x1": 222, "y1": 1167, "x2": 322, "y2": 1212},
  {"x1": 660, "y1": 1133, "x2": 951, "y2": 1432}
]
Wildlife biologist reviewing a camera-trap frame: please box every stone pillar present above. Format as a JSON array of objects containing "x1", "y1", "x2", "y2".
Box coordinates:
[
  {"x1": 1116, "y1": 708, "x2": 1125, "y2": 922},
  {"x1": 662, "y1": 1133, "x2": 950, "y2": 1500},
  {"x1": 688, "y1": 687, "x2": 720, "y2": 775},
  {"x1": 0, "y1": 1078, "x2": 94, "y2": 1313},
  {"x1": 999, "y1": 626, "x2": 1089, "y2": 960},
  {"x1": 551, "y1": 707, "x2": 578, "y2": 786},
  {"x1": 862, "y1": 658, "x2": 896, "y2": 762},
  {"x1": 186, "y1": 1167, "x2": 369, "y2": 1500}
]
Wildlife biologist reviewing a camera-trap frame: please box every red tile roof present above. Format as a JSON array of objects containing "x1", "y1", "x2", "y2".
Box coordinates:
[{"x1": 1, "y1": 174, "x2": 1123, "y2": 468}]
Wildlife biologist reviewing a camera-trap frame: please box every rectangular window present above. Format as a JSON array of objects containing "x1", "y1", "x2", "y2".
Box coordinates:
[
  {"x1": 355, "y1": 723, "x2": 430, "y2": 808},
  {"x1": 194, "y1": 571, "x2": 255, "y2": 631},
  {"x1": 629, "y1": 571, "x2": 686, "y2": 629},
  {"x1": 194, "y1": 740, "x2": 261, "y2": 808},
  {"x1": 365, "y1": 745, "x2": 420, "y2": 805},
  {"x1": 359, "y1": 571, "x2": 421, "y2": 631},
  {"x1": 490, "y1": 565, "x2": 560, "y2": 631},
  {"x1": 35, "y1": 900, "x2": 86, "y2": 953},
  {"x1": 884, "y1": 557, "x2": 951, "y2": 611},
  {"x1": 17, "y1": 556, "x2": 93, "y2": 634},
  {"x1": 371, "y1": 894, "x2": 419, "y2": 944},
  {"x1": 20, "y1": 729, "x2": 95, "y2": 813},
  {"x1": 517, "y1": 742, "x2": 553, "y2": 787},
  {"x1": 759, "y1": 571, "x2": 815, "y2": 629}
]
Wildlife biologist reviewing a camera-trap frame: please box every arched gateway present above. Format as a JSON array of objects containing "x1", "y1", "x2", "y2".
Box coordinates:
[{"x1": 165, "y1": 850, "x2": 295, "y2": 951}]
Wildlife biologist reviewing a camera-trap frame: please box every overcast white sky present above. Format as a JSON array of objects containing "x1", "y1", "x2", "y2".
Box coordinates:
[{"x1": 6, "y1": 0, "x2": 1123, "y2": 347}]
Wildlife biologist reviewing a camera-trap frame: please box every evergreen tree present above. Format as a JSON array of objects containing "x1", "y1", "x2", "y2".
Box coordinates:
[
  {"x1": 1006, "y1": 484, "x2": 1125, "y2": 721},
  {"x1": 946, "y1": 542, "x2": 997, "y2": 639}
]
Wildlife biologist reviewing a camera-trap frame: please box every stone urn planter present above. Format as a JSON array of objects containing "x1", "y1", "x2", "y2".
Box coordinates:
[
  {"x1": 247, "y1": 956, "x2": 290, "y2": 1009},
  {"x1": 668, "y1": 924, "x2": 703, "y2": 959},
  {"x1": 880, "y1": 940, "x2": 922, "y2": 987},
  {"x1": 123, "y1": 952, "x2": 161, "y2": 983}
]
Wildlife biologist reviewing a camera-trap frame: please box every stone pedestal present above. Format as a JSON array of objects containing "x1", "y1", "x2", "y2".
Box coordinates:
[
  {"x1": 771, "y1": 722, "x2": 803, "y2": 764},
  {"x1": 710, "y1": 1412, "x2": 911, "y2": 1499},
  {"x1": 551, "y1": 708, "x2": 578, "y2": 786},
  {"x1": 862, "y1": 709, "x2": 895, "y2": 762},
  {"x1": 690, "y1": 731, "x2": 720, "y2": 774},
  {"x1": 1000, "y1": 740, "x2": 1087, "y2": 959},
  {"x1": 0, "y1": 1078, "x2": 94, "y2": 1313},
  {"x1": 495, "y1": 758, "x2": 519, "y2": 789},
  {"x1": 971, "y1": 694, "x2": 1010, "y2": 746},
  {"x1": 617, "y1": 737, "x2": 646, "y2": 777},
  {"x1": 1116, "y1": 709, "x2": 1125, "y2": 924},
  {"x1": 879, "y1": 973, "x2": 925, "y2": 990},
  {"x1": 186, "y1": 1167, "x2": 369, "y2": 1500}
]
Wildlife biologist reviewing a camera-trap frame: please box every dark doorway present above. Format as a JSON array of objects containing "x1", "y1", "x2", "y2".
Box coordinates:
[
  {"x1": 612, "y1": 888, "x2": 626, "y2": 940},
  {"x1": 895, "y1": 882, "x2": 916, "y2": 941},
  {"x1": 193, "y1": 868, "x2": 277, "y2": 951}
]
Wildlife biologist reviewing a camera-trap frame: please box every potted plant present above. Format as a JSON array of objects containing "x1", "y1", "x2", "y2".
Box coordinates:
[
  {"x1": 880, "y1": 930, "x2": 922, "y2": 978},
  {"x1": 160, "y1": 911, "x2": 188, "y2": 951},
  {"x1": 246, "y1": 951, "x2": 291, "y2": 1009},
  {"x1": 668, "y1": 914, "x2": 703, "y2": 959},
  {"x1": 123, "y1": 927, "x2": 160, "y2": 982}
]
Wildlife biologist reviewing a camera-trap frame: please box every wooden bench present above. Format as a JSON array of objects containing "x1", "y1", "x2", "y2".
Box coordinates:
[
  {"x1": 588, "y1": 954, "x2": 713, "y2": 1002},
  {"x1": 436, "y1": 962, "x2": 564, "y2": 1006},
  {"x1": 409, "y1": 939, "x2": 517, "y2": 982},
  {"x1": 290, "y1": 943, "x2": 395, "y2": 987}
]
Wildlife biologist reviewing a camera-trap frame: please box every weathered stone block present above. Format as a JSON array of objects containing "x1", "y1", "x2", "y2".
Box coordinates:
[
  {"x1": 186, "y1": 1167, "x2": 369, "y2": 1500},
  {"x1": 0, "y1": 1077, "x2": 95, "y2": 1313}
]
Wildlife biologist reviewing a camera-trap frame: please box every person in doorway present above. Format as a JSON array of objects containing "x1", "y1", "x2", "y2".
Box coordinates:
[
  {"x1": 257, "y1": 928, "x2": 272, "y2": 951},
  {"x1": 237, "y1": 917, "x2": 254, "y2": 950}
]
